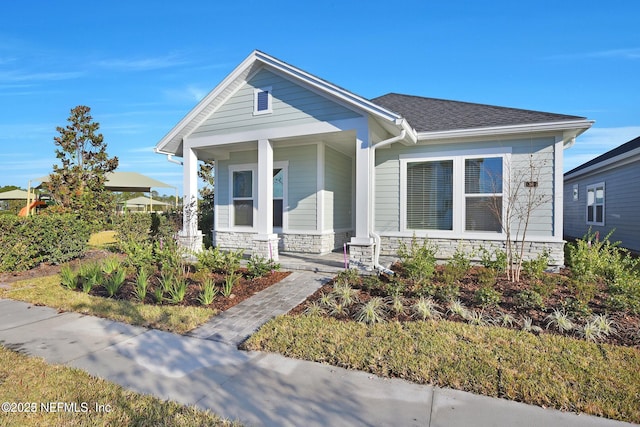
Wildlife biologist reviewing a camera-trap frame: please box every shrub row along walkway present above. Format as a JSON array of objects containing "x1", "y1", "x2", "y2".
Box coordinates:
[
  {"x1": 189, "y1": 271, "x2": 329, "y2": 345},
  {"x1": 0, "y1": 270, "x2": 632, "y2": 427}
]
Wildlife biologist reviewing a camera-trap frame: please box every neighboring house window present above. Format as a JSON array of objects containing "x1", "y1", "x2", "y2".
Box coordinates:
[
  {"x1": 465, "y1": 157, "x2": 503, "y2": 232},
  {"x1": 253, "y1": 87, "x2": 272, "y2": 115},
  {"x1": 232, "y1": 170, "x2": 254, "y2": 227},
  {"x1": 273, "y1": 168, "x2": 284, "y2": 228},
  {"x1": 586, "y1": 183, "x2": 605, "y2": 225},
  {"x1": 406, "y1": 160, "x2": 453, "y2": 230}
]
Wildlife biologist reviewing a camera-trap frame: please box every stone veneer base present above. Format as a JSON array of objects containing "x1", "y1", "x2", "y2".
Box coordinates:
[{"x1": 213, "y1": 230, "x2": 352, "y2": 255}]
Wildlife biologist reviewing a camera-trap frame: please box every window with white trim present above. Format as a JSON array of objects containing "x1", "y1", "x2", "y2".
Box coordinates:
[
  {"x1": 586, "y1": 183, "x2": 605, "y2": 225},
  {"x1": 403, "y1": 154, "x2": 505, "y2": 235},
  {"x1": 253, "y1": 87, "x2": 272, "y2": 115},
  {"x1": 273, "y1": 168, "x2": 284, "y2": 228},
  {"x1": 406, "y1": 160, "x2": 453, "y2": 230},
  {"x1": 464, "y1": 157, "x2": 503, "y2": 232},
  {"x1": 232, "y1": 169, "x2": 254, "y2": 227}
]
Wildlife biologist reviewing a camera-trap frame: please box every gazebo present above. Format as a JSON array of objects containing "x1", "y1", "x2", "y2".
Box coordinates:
[{"x1": 28, "y1": 172, "x2": 177, "y2": 215}]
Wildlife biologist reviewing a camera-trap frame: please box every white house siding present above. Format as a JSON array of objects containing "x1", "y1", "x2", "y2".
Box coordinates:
[
  {"x1": 373, "y1": 136, "x2": 562, "y2": 264},
  {"x1": 324, "y1": 146, "x2": 352, "y2": 231},
  {"x1": 564, "y1": 161, "x2": 640, "y2": 252},
  {"x1": 191, "y1": 68, "x2": 361, "y2": 138}
]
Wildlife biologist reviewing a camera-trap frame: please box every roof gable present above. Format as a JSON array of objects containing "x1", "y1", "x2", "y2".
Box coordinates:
[
  {"x1": 372, "y1": 93, "x2": 587, "y2": 133},
  {"x1": 155, "y1": 50, "x2": 406, "y2": 156}
]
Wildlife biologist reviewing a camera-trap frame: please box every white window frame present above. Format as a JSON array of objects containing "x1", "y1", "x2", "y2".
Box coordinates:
[
  {"x1": 253, "y1": 86, "x2": 272, "y2": 115},
  {"x1": 463, "y1": 155, "x2": 504, "y2": 234},
  {"x1": 586, "y1": 182, "x2": 605, "y2": 226},
  {"x1": 229, "y1": 164, "x2": 257, "y2": 230},
  {"x1": 399, "y1": 148, "x2": 508, "y2": 238},
  {"x1": 272, "y1": 161, "x2": 288, "y2": 233}
]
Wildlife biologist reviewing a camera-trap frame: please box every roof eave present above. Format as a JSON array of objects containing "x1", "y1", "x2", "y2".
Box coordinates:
[
  {"x1": 564, "y1": 146, "x2": 640, "y2": 180},
  {"x1": 416, "y1": 119, "x2": 594, "y2": 141}
]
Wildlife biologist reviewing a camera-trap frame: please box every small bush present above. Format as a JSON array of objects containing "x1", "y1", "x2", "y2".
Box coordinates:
[
  {"x1": 59, "y1": 264, "x2": 77, "y2": 290},
  {"x1": 197, "y1": 278, "x2": 218, "y2": 306},
  {"x1": 474, "y1": 286, "x2": 502, "y2": 307},
  {"x1": 196, "y1": 247, "x2": 225, "y2": 272},
  {"x1": 515, "y1": 289, "x2": 544, "y2": 310},
  {"x1": 398, "y1": 236, "x2": 437, "y2": 283},
  {"x1": 476, "y1": 267, "x2": 497, "y2": 287},
  {"x1": 355, "y1": 297, "x2": 386, "y2": 324},
  {"x1": 479, "y1": 247, "x2": 507, "y2": 272},
  {"x1": 247, "y1": 255, "x2": 280, "y2": 279},
  {"x1": 104, "y1": 268, "x2": 126, "y2": 298},
  {"x1": 522, "y1": 251, "x2": 549, "y2": 280}
]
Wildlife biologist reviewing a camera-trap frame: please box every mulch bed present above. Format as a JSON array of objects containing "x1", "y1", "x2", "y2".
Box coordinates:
[
  {"x1": 1, "y1": 249, "x2": 290, "y2": 312},
  {"x1": 291, "y1": 263, "x2": 640, "y2": 349}
]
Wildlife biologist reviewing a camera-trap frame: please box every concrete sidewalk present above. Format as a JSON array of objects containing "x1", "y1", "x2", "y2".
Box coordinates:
[{"x1": 0, "y1": 298, "x2": 634, "y2": 426}]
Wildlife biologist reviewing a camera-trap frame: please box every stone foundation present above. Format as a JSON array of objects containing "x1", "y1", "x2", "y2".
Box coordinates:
[
  {"x1": 212, "y1": 231, "x2": 255, "y2": 251},
  {"x1": 379, "y1": 236, "x2": 565, "y2": 267},
  {"x1": 348, "y1": 243, "x2": 375, "y2": 273},
  {"x1": 280, "y1": 231, "x2": 352, "y2": 254},
  {"x1": 252, "y1": 235, "x2": 280, "y2": 261},
  {"x1": 214, "y1": 230, "x2": 352, "y2": 256},
  {"x1": 177, "y1": 230, "x2": 203, "y2": 253}
]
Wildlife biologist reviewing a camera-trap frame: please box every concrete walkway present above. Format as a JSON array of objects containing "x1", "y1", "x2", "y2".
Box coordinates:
[
  {"x1": 188, "y1": 271, "x2": 328, "y2": 345},
  {"x1": 0, "y1": 273, "x2": 636, "y2": 426}
]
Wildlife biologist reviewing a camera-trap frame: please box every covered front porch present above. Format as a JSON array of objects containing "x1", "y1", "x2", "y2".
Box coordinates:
[{"x1": 179, "y1": 121, "x2": 376, "y2": 265}]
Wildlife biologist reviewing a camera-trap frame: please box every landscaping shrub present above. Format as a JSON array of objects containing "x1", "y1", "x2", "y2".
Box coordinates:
[
  {"x1": 397, "y1": 236, "x2": 437, "y2": 283},
  {"x1": 113, "y1": 213, "x2": 152, "y2": 247},
  {"x1": 247, "y1": 255, "x2": 280, "y2": 278},
  {"x1": 0, "y1": 214, "x2": 90, "y2": 272}
]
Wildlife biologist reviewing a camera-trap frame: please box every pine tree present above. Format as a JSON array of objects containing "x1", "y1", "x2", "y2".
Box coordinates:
[{"x1": 47, "y1": 105, "x2": 118, "y2": 226}]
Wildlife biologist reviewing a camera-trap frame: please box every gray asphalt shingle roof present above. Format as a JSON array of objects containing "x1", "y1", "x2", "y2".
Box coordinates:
[
  {"x1": 565, "y1": 136, "x2": 640, "y2": 176},
  {"x1": 371, "y1": 93, "x2": 586, "y2": 133}
]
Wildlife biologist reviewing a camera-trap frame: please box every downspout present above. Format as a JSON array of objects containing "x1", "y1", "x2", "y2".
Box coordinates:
[
  {"x1": 369, "y1": 129, "x2": 407, "y2": 274},
  {"x1": 166, "y1": 154, "x2": 183, "y2": 165}
]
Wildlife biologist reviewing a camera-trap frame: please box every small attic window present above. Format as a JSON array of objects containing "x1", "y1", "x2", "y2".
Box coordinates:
[{"x1": 253, "y1": 87, "x2": 272, "y2": 115}]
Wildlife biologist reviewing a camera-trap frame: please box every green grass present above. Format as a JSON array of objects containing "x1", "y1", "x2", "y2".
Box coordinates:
[
  {"x1": 88, "y1": 230, "x2": 117, "y2": 248},
  {"x1": 244, "y1": 315, "x2": 640, "y2": 424},
  {"x1": 0, "y1": 346, "x2": 240, "y2": 427},
  {"x1": 0, "y1": 276, "x2": 216, "y2": 334}
]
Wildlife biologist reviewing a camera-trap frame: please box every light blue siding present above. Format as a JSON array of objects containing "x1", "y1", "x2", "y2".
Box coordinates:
[
  {"x1": 275, "y1": 145, "x2": 317, "y2": 230},
  {"x1": 324, "y1": 147, "x2": 353, "y2": 230},
  {"x1": 192, "y1": 68, "x2": 360, "y2": 137},
  {"x1": 215, "y1": 151, "x2": 258, "y2": 229},
  {"x1": 374, "y1": 137, "x2": 557, "y2": 237},
  {"x1": 564, "y1": 160, "x2": 640, "y2": 252}
]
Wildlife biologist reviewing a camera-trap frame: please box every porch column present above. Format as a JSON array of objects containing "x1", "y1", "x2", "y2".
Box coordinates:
[
  {"x1": 349, "y1": 125, "x2": 374, "y2": 271},
  {"x1": 254, "y1": 138, "x2": 279, "y2": 261},
  {"x1": 178, "y1": 142, "x2": 203, "y2": 252}
]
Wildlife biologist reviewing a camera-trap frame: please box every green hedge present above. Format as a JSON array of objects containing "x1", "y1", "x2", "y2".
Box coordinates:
[{"x1": 0, "y1": 214, "x2": 90, "y2": 272}]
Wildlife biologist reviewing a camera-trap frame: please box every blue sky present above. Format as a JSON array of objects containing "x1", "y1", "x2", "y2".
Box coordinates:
[{"x1": 1, "y1": 1, "x2": 638, "y2": 195}]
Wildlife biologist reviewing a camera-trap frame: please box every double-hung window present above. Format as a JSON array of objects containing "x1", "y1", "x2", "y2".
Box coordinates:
[
  {"x1": 403, "y1": 153, "x2": 505, "y2": 235},
  {"x1": 406, "y1": 160, "x2": 453, "y2": 230},
  {"x1": 586, "y1": 183, "x2": 605, "y2": 225},
  {"x1": 232, "y1": 169, "x2": 254, "y2": 227},
  {"x1": 464, "y1": 157, "x2": 503, "y2": 233}
]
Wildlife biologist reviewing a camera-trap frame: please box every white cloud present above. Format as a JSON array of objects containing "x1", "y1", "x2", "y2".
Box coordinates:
[{"x1": 564, "y1": 126, "x2": 640, "y2": 172}]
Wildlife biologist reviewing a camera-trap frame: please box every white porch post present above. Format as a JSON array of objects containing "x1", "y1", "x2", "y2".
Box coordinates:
[
  {"x1": 254, "y1": 138, "x2": 279, "y2": 260},
  {"x1": 349, "y1": 124, "x2": 374, "y2": 271},
  {"x1": 178, "y1": 142, "x2": 203, "y2": 252}
]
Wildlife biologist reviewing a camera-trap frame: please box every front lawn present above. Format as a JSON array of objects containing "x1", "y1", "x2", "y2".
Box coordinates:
[
  {"x1": 244, "y1": 235, "x2": 640, "y2": 424},
  {"x1": 244, "y1": 315, "x2": 640, "y2": 423},
  {"x1": 0, "y1": 345, "x2": 240, "y2": 427}
]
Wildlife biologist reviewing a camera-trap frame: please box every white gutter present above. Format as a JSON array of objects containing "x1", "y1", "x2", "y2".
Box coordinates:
[{"x1": 369, "y1": 129, "x2": 408, "y2": 274}]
